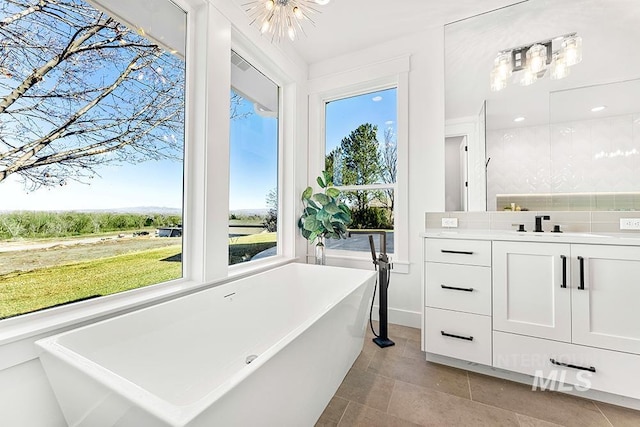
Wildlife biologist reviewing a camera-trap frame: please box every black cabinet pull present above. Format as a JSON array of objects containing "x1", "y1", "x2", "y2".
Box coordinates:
[
  {"x1": 560, "y1": 255, "x2": 567, "y2": 288},
  {"x1": 441, "y1": 249, "x2": 474, "y2": 255},
  {"x1": 441, "y1": 284, "x2": 474, "y2": 292},
  {"x1": 441, "y1": 331, "x2": 474, "y2": 341},
  {"x1": 578, "y1": 256, "x2": 585, "y2": 290},
  {"x1": 550, "y1": 358, "x2": 596, "y2": 373}
]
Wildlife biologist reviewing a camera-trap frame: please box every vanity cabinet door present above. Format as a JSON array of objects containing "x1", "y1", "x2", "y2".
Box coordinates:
[
  {"x1": 572, "y1": 244, "x2": 640, "y2": 355},
  {"x1": 493, "y1": 241, "x2": 571, "y2": 342}
]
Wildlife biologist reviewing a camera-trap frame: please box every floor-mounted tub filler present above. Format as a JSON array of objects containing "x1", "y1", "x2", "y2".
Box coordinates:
[{"x1": 36, "y1": 263, "x2": 376, "y2": 427}]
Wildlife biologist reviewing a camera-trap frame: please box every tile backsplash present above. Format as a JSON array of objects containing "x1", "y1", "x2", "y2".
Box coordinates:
[
  {"x1": 486, "y1": 112, "x2": 640, "y2": 211},
  {"x1": 425, "y1": 211, "x2": 640, "y2": 234}
]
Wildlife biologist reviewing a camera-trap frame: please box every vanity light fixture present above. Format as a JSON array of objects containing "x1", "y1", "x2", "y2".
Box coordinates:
[
  {"x1": 490, "y1": 32, "x2": 582, "y2": 91},
  {"x1": 591, "y1": 105, "x2": 607, "y2": 112},
  {"x1": 244, "y1": 0, "x2": 330, "y2": 42}
]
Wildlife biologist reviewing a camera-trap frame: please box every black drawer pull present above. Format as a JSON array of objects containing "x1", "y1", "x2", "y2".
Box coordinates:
[
  {"x1": 441, "y1": 284, "x2": 474, "y2": 292},
  {"x1": 578, "y1": 256, "x2": 585, "y2": 290},
  {"x1": 441, "y1": 331, "x2": 474, "y2": 341},
  {"x1": 560, "y1": 255, "x2": 567, "y2": 288},
  {"x1": 550, "y1": 358, "x2": 596, "y2": 373},
  {"x1": 441, "y1": 249, "x2": 474, "y2": 255}
]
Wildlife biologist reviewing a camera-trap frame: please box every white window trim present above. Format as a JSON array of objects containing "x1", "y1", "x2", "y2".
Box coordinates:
[
  {"x1": 227, "y1": 35, "x2": 290, "y2": 271},
  {"x1": 308, "y1": 61, "x2": 409, "y2": 270}
]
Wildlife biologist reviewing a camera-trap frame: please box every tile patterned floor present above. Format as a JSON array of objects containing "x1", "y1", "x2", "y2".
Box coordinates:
[{"x1": 315, "y1": 323, "x2": 640, "y2": 427}]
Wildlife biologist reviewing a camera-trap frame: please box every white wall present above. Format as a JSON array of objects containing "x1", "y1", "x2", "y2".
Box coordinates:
[
  {"x1": 445, "y1": 136, "x2": 464, "y2": 211},
  {"x1": 308, "y1": 28, "x2": 445, "y2": 328}
]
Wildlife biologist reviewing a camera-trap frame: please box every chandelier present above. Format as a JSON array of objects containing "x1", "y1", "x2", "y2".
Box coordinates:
[
  {"x1": 244, "y1": 0, "x2": 330, "y2": 42},
  {"x1": 490, "y1": 33, "x2": 582, "y2": 91}
]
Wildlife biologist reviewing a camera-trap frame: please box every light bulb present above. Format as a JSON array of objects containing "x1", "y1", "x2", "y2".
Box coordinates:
[
  {"x1": 526, "y1": 44, "x2": 547, "y2": 74},
  {"x1": 490, "y1": 67, "x2": 507, "y2": 91},
  {"x1": 265, "y1": 0, "x2": 274, "y2": 11},
  {"x1": 293, "y1": 6, "x2": 303, "y2": 19},
  {"x1": 288, "y1": 25, "x2": 295, "y2": 41},
  {"x1": 520, "y1": 68, "x2": 537, "y2": 86},
  {"x1": 550, "y1": 53, "x2": 570, "y2": 80},
  {"x1": 493, "y1": 52, "x2": 512, "y2": 78},
  {"x1": 261, "y1": 20, "x2": 270, "y2": 33},
  {"x1": 562, "y1": 35, "x2": 582, "y2": 66}
]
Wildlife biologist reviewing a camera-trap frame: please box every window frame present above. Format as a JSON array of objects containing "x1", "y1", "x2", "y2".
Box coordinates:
[
  {"x1": 308, "y1": 68, "x2": 409, "y2": 271},
  {"x1": 226, "y1": 46, "x2": 285, "y2": 272}
]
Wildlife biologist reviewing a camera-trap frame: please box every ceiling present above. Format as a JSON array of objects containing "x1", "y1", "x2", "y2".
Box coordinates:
[{"x1": 231, "y1": 0, "x2": 526, "y2": 64}]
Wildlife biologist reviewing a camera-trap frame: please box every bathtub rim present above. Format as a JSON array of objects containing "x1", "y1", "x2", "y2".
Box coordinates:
[{"x1": 36, "y1": 263, "x2": 376, "y2": 426}]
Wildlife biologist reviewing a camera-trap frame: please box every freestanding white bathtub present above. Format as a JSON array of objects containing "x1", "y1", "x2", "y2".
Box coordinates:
[{"x1": 36, "y1": 263, "x2": 376, "y2": 427}]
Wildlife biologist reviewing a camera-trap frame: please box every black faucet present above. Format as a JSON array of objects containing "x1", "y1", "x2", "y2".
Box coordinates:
[{"x1": 534, "y1": 215, "x2": 550, "y2": 232}]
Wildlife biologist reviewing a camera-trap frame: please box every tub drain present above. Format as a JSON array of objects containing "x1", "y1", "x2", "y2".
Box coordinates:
[{"x1": 245, "y1": 355, "x2": 258, "y2": 364}]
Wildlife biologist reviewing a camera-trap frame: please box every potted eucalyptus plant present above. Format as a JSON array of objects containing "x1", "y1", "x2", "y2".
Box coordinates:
[{"x1": 298, "y1": 171, "x2": 352, "y2": 265}]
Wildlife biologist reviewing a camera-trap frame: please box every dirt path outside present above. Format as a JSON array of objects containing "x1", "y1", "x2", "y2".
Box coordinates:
[{"x1": 0, "y1": 235, "x2": 182, "y2": 276}]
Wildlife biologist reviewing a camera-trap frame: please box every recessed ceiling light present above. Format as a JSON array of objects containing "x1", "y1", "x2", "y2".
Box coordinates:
[
  {"x1": 513, "y1": 116, "x2": 526, "y2": 122},
  {"x1": 591, "y1": 105, "x2": 606, "y2": 112},
  {"x1": 372, "y1": 96, "x2": 382, "y2": 102}
]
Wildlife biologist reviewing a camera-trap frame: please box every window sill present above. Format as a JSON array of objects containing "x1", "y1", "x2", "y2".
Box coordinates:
[{"x1": 306, "y1": 253, "x2": 410, "y2": 274}]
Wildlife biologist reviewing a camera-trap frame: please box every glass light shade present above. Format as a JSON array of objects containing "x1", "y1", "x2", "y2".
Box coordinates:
[
  {"x1": 265, "y1": 0, "x2": 274, "y2": 11},
  {"x1": 526, "y1": 44, "x2": 547, "y2": 74},
  {"x1": 260, "y1": 20, "x2": 270, "y2": 33},
  {"x1": 293, "y1": 6, "x2": 303, "y2": 19},
  {"x1": 288, "y1": 25, "x2": 295, "y2": 41},
  {"x1": 520, "y1": 68, "x2": 537, "y2": 86},
  {"x1": 490, "y1": 67, "x2": 507, "y2": 91},
  {"x1": 493, "y1": 52, "x2": 513, "y2": 78},
  {"x1": 562, "y1": 35, "x2": 583, "y2": 66},
  {"x1": 550, "y1": 54, "x2": 570, "y2": 80}
]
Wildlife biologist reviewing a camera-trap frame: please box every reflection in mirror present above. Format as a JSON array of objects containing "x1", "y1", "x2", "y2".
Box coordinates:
[{"x1": 445, "y1": 0, "x2": 640, "y2": 211}]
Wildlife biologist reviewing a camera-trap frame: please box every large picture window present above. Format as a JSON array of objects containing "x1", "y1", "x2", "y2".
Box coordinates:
[
  {"x1": 228, "y1": 51, "x2": 279, "y2": 265},
  {"x1": 0, "y1": 0, "x2": 186, "y2": 319},
  {"x1": 324, "y1": 87, "x2": 397, "y2": 254}
]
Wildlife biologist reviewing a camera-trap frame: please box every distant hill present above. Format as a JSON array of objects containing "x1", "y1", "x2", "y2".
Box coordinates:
[
  {"x1": 0, "y1": 207, "x2": 182, "y2": 215},
  {"x1": 230, "y1": 208, "x2": 268, "y2": 216}
]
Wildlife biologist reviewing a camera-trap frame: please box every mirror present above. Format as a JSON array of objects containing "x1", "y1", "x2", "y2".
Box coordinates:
[{"x1": 445, "y1": 0, "x2": 640, "y2": 211}]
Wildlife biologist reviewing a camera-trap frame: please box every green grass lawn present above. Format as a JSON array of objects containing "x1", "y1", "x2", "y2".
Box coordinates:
[
  {"x1": 0, "y1": 233, "x2": 278, "y2": 319},
  {"x1": 0, "y1": 245, "x2": 182, "y2": 319}
]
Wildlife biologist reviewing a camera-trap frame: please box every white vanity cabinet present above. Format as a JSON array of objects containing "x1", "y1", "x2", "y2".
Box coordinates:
[
  {"x1": 424, "y1": 238, "x2": 492, "y2": 365},
  {"x1": 492, "y1": 241, "x2": 572, "y2": 342},
  {"x1": 571, "y1": 244, "x2": 640, "y2": 355},
  {"x1": 423, "y1": 232, "x2": 640, "y2": 403}
]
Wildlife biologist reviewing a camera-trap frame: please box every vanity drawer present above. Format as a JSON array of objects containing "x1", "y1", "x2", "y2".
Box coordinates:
[
  {"x1": 425, "y1": 307, "x2": 491, "y2": 365},
  {"x1": 426, "y1": 262, "x2": 491, "y2": 315},
  {"x1": 425, "y1": 238, "x2": 491, "y2": 266},
  {"x1": 494, "y1": 331, "x2": 640, "y2": 400}
]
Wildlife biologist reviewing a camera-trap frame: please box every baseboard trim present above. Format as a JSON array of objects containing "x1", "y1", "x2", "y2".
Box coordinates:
[{"x1": 372, "y1": 306, "x2": 421, "y2": 329}]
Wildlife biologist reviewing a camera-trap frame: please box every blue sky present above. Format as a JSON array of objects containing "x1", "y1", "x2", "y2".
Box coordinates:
[
  {"x1": 326, "y1": 87, "x2": 397, "y2": 154},
  {"x1": 0, "y1": 89, "x2": 396, "y2": 212}
]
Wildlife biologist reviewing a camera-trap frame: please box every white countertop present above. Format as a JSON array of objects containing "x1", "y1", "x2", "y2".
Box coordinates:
[{"x1": 421, "y1": 229, "x2": 640, "y2": 246}]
